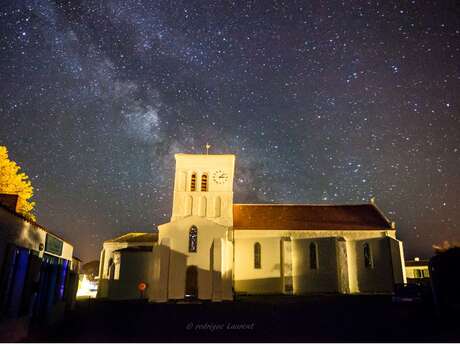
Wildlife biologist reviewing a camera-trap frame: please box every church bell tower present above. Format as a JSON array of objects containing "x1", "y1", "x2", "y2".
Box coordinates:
[{"x1": 170, "y1": 153, "x2": 235, "y2": 227}]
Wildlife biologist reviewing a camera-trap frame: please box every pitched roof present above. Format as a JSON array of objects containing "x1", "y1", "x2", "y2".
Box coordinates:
[
  {"x1": 0, "y1": 202, "x2": 70, "y2": 244},
  {"x1": 233, "y1": 204, "x2": 392, "y2": 231},
  {"x1": 105, "y1": 232, "x2": 158, "y2": 243}
]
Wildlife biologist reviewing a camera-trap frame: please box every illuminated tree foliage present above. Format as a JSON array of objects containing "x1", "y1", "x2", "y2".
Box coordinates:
[{"x1": 0, "y1": 146, "x2": 36, "y2": 221}]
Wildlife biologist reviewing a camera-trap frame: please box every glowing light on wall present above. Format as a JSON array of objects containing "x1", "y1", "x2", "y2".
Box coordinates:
[{"x1": 76, "y1": 274, "x2": 98, "y2": 298}]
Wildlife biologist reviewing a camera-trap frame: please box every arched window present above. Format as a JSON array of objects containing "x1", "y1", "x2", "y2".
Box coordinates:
[
  {"x1": 201, "y1": 173, "x2": 208, "y2": 191},
  {"x1": 199, "y1": 196, "x2": 207, "y2": 216},
  {"x1": 254, "y1": 242, "x2": 261, "y2": 269},
  {"x1": 214, "y1": 196, "x2": 221, "y2": 217},
  {"x1": 189, "y1": 226, "x2": 198, "y2": 252},
  {"x1": 364, "y1": 243, "x2": 373, "y2": 268},
  {"x1": 310, "y1": 242, "x2": 318, "y2": 269},
  {"x1": 186, "y1": 195, "x2": 193, "y2": 216},
  {"x1": 190, "y1": 173, "x2": 197, "y2": 191}
]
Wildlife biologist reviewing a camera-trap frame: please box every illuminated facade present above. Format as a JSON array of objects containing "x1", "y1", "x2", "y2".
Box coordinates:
[
  {"x1": 151, "y1": 154, "x2": 236, "y2": 301},
  {"x1": 98, "y1": 153, "x2": 407, "y2": 302},
  {"x1": 405, "y1": 258, "x2": 429, "y2": 282}
]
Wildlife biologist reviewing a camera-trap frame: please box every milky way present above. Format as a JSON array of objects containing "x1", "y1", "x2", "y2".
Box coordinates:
[{"x1": 1, "y1": 1, "x2": 459, "y2": 262}]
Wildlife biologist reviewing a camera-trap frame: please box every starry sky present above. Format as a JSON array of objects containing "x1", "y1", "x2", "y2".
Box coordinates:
[{"x1": 1, "y1": 0, "x2": 459, "y2": 262}]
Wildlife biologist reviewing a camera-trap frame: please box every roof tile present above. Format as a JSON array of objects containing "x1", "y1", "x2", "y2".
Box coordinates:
[{"x1": 233, "y1": 204, "x2": 392, "y2": 230}]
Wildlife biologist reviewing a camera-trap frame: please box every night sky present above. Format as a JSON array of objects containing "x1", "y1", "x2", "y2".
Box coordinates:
[{"x1": 1, "y1": 1, "x2": 459, "y2": 262}]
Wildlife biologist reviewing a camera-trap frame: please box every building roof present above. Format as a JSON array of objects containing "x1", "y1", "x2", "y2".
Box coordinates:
[
  {"x1": 114, "y1": 246, "x2": 153, "y2": 253},
  {"x1": 405, "y1": 259, "x2": 429, "y2": 267},
  {"x1": 0, "y1": 201, "x2": 70, "y2": 244},
  {"x1": 233, "y1": 203, "x2": 393, "y2": 231},
  {"x1": 105, "y1": 232, "x2": 158, "y2": 243}
]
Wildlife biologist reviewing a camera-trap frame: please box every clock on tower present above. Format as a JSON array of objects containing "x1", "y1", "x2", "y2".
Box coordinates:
[{"x1": 212, "y1": 169, "x2": 229, "y2": 184}]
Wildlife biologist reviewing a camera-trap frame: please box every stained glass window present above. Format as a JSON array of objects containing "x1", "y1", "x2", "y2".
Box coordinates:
[{"x1": 189, "y1": 226, "x2": 198, "y2": 252}]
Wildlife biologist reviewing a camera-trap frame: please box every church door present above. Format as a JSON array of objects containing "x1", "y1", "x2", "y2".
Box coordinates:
[{"x1": 185, "y1": 266, "x2": 198, "y2": 299}]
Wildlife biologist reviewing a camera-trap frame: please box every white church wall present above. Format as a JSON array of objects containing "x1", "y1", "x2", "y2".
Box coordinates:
[
  {"x1": 281, "y1": 238, "x2": 293, "y2": 294},
  {"x1": 102, "y1": 251, "x2": 153, "y2": 300},
  {"x1": 168, "y1": 242, "x2": 187, "y2": 300},
  {"x1": 99, "y1": 241, "x2": 147, "y2": 280},
  {"x1": 346, "y1": 240, "x2": 359, "y2": 293},
  {"x1": 171, "y1": 154, "x2": 235, "y2": 227},
  {"x1": 150, "y1": 238, "x2": 171, "y2": 302},
  {"x1": 211, "y1": 238, "x2": 223, "y2": 301},
  {"x1": 197, "y1": 261, "x2": 213, "y2": 299},
  {"x1": 336, "y1": 237, "x2": 350, "y2": 294},
  {"x1": 292, "y1": 237, "x2": 339, "y2": 294},
  {"x1": 233, "y1": 237, "x2": 283, "y2": 294},
  {"x1": 352, "y1": 237, "x2": 395, "y2": 293},
  {"x1": 154, "y1": 217, "x2": 232, "y2": 301},
  {"x1": 233, "y1": 230, "x2": 400, "y2": 295},
  {"x1": 176, "y1": 193, "x2": 231, "y2": 220},
  {"x1": 222, "y1": 240, "x2": 233, "y2": 300},
  {"x1": 389, "y1": 238, "x2": 406, "y2": 285}
]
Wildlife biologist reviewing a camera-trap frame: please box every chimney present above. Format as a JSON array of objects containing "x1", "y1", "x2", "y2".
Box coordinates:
[{"x1": 0, "y1": 194, "x2": 19, "y2": 212}]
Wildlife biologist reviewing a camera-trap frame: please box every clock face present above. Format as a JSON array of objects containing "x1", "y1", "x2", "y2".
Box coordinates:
[{"x1": 212, "y1": 169, "x2": 229, "y2": 184}]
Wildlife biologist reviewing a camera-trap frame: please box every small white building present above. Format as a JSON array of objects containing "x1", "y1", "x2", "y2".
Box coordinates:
[
  {"x1": 97, "y1": 153, "x2": 406, "y2": 302},
  {"x1": 0, "y1": 194, "x2": 78, "y2": 341},
  {"x1": 405, "y1": 258, "x2": 430, "y2": 281},
  {"x1": 97, "y1": 232, "x2": 157, "y2": 300}
]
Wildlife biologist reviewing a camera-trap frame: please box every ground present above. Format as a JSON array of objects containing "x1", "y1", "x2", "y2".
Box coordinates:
[{"x1": 25, "y1": 295, "x2": 459, "y2": 342}]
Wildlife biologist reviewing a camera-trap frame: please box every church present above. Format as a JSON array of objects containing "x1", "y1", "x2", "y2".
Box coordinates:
[{"x1": 97, "y1": 153, "x2": 406, "y2": 302}]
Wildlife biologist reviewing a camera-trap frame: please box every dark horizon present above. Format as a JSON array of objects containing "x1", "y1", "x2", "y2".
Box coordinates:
[{"x1": 1, "y1": 1, "x2": 459, "y2": 262}]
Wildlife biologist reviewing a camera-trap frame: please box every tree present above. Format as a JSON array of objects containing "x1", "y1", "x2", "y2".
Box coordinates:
[{"x1": 0, "y1": 146, "x2": 36, "y2": 221}]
